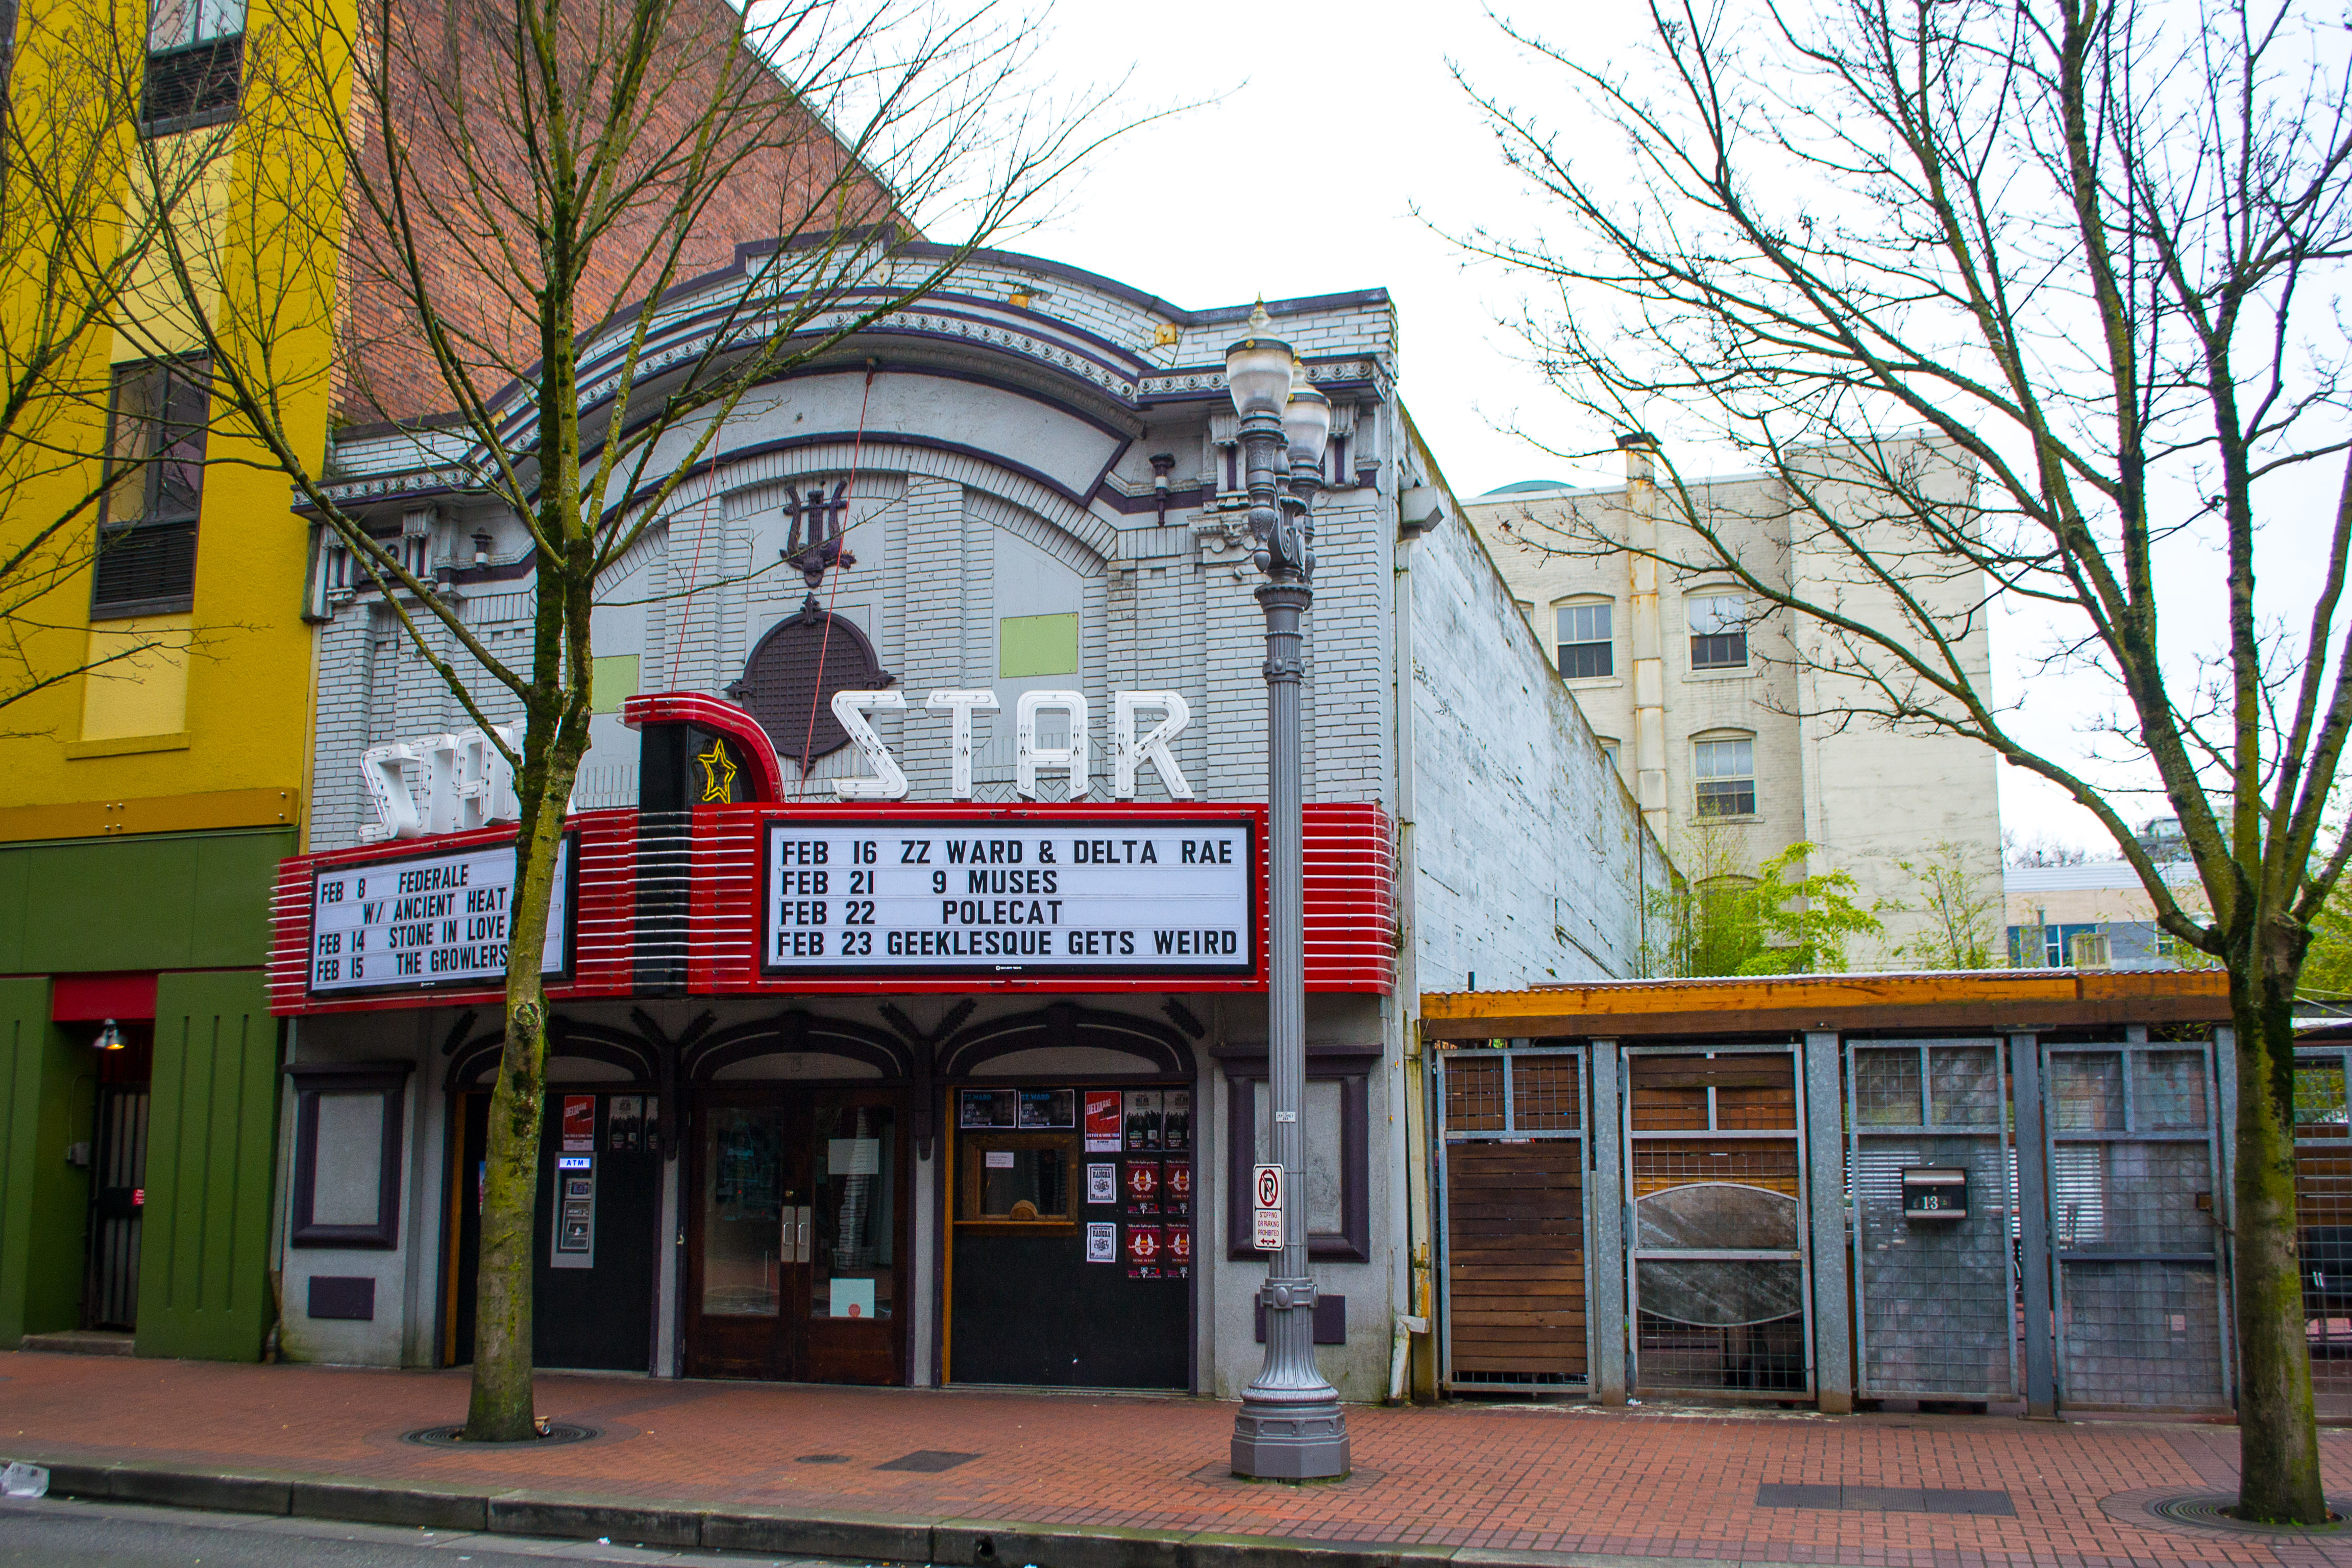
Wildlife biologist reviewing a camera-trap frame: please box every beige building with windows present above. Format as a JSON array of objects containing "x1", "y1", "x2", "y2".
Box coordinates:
[{"x1": 1463, "y1": 435, "x2": 2003, "y2": 969}]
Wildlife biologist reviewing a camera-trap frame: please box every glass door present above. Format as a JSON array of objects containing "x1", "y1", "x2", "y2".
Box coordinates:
[
  {"x1": 803, "y1": 1093, "x2": 901, "y2": 1384},
  {"x1": 685, "y1": 1090, "x2": 906, "y2": 1384},
  {"x1": 686, "y1": 1096, "x2": 804, "y2": 1379}
]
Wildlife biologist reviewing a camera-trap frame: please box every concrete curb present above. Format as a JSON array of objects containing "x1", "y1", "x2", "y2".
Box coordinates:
[{"x1": 15, "y1": 1454, "x2": 1468, "y2": 1567}]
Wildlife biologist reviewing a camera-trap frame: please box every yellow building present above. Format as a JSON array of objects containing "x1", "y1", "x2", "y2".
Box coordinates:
[{"x1": 0, "y1": 0, "x2": 335, "y2": 1358}]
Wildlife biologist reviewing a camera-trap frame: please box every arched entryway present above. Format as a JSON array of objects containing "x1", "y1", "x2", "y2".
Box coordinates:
[
  {"x1": 678, "y1": 1011, "x2": 914, "y2": 1384},
  {"x1": 940, "y1": 1004, "x2": 1198, "y2": 1389}
]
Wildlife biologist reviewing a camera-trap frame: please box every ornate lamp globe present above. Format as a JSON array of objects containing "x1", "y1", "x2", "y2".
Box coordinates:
[
  {"x1": 1224, "y1": 301, "x2": 1295, "y2": 418},
  {"x1": 1283, "y1": 364, "x2": 1332, "y2": 467}
]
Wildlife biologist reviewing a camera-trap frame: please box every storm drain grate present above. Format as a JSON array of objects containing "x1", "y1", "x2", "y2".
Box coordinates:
[
  {"x1": 1757, "y1": 1483, "x2": 2014, "y2": 1516},
  {"x1": 876, "y1": 1450, "x2": 980, "y2": 1473}
]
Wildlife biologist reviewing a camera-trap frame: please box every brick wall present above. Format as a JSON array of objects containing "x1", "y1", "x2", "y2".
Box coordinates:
[{"x1": 335, "y1": 0, "x2": 906, "y2": 423}]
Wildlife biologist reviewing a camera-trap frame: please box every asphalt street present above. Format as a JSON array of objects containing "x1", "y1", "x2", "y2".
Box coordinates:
[{"x1": 0, "y1": 1496, "x2": 884, "y2": 1566}]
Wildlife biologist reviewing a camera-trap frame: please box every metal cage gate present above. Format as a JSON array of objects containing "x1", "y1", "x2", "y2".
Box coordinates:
[
  {"x1": 1624, "y1": 1045, "x2": 1813, "y2": 1398},
  {"x1": 1847, "y1": 1039, "x2": 2018, "y2": 1401},
  {"x1": 2293, "y1": 1046, "x2": 2352, "y2": 1415},
  {"x1": 2043, "y1": 1039, "x2": 2232, "y2": 1410},
  {"x1": 1436, "y1": 1046, "x2": 1591, "y2": 1392}
]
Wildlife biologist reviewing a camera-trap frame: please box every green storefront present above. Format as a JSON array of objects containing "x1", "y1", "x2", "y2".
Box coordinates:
[{"x1": 0, "y1": 827, "x2": 288, "y2": 1360}]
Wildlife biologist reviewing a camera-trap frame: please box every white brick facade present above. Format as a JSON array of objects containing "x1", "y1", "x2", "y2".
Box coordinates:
[{"x1": 295, "y1": 246, "x2": 1665, "y2": 1398}]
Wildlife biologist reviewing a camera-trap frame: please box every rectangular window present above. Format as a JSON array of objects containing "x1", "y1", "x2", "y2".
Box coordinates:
[
  {"x1": 1225, "y1": 1055, "x2": 1372, "y2": 1262},
  {"x1": 93, "y1": 359, "x2": 210, "y2": 619},
  {"x1": 1689, "y1": 592, "x2": 1749, "y2": 669},
  {"x1": 1598, "y1": 739, "x2": 1621, "y2": 772},
  {"x1": 1554, "y1": 601, "x2": 1613, "y2": 679},
  {"x1": 1694, "y1": 736, "x2": 1756, "y2": 817},
  {"x1": 2008, "y1": 921, "x2": 2101, "y2": 967},
  {"x1": 142, "y1": 0, "x2": 244, "y2": 131},
  {"x1": 286, "y1": 1064, "x2": 410, "y2": 1248}
]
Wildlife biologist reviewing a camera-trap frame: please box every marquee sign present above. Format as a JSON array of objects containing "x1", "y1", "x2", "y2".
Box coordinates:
[
  {"x1": 761, "y1": 818, "x2": 1254, "y2": 977},
  {"x1": 308, "y1": 836, "x2": 573, "y2": 996}
]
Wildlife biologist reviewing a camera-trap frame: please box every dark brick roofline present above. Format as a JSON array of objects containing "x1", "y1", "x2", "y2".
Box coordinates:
[{"x1": 330, "y1": 231, "x2": 1393, "y2": 445}]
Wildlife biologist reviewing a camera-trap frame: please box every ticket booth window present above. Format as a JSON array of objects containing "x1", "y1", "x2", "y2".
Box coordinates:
[{"x1": 963, "y1": 1137, "x2": 1073, "y2": 1222}]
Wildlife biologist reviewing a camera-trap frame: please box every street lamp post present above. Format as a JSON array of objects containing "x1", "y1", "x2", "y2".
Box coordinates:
[{"x1": 1226, "y1": 303, "x2": 1350, "y2": 1481}]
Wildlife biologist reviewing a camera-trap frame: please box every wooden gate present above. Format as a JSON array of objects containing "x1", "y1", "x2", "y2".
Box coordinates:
[{"x1": 1437, "y1": 1044, "x2": 1589, "y2": 1391}]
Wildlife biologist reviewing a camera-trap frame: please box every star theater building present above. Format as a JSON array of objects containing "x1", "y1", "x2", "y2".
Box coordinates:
[{"x1": 265, "y1": 249, "x2": 1667, "y2": 1399}]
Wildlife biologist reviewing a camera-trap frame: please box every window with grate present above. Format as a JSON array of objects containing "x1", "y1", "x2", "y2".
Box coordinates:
[
  {"x1": 92, "y1": 358, "x2": 210, "y2": 618},
  {"x1": 141, "y1": 0, "x2": 244, "y2": 132},
  {"x1": 1693, "y1": 734, "x2": 1755, "y2": 817},
  {"x1": 1554, "y1": 600, "x2": 1613, "y2": 678},
  {"x1": 1688, "y1": 591, "x2": 1749, "y2": 669}
]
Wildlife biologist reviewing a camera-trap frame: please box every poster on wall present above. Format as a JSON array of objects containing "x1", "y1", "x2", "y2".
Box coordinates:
[
  {"x1": 1084, "y1": 1090, "x2": 1122, "y2": 1152},
  {"x1": 1164, "y1": 1090, "x2": 1192, "y2": 1151},
  {"x1": 1018, "y1": 1089, "x2": 1075, "y2": 1129},
  {"x1": 560, "y1": 1095, "x2": 595, "y2": 1153},
  {"x1": 1124, "y1": 1222, "x2": 1162, "y2": 1278},
  {"x1": 1165, "y1": 1223, "x2": 1191, "y2": 1278},
  {"x1": 607, "y1": 1096, "x2": 643, "y2": 1152},
  {"x1": 1123, "y1": 1159, "x2": 1160, "y2": 1214},
  {"x1": 1124, "y1": 1090, "x2": 1162, "y2": 1150},
  {"x1": 960, "y1": 1089, "x2": 1017, "y2": 1129},
  {"x1": 1086, "y1": 1163, "x2": 1117, "y2": 1205},
  {"x1": 1086, "y1": 1222, "x2": 1117, "y2": 1262},
  {"x1": 1164, "y1": 1160, "x2": 1192, "y2": 1216},
  {"x1": 308, "y1": 836, "x2": 573, "y2": 996}
]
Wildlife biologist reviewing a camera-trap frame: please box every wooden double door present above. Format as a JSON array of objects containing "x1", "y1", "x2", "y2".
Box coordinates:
[{"x1": 685, "y1": 1087, "x2": 905, "y2": 1384}]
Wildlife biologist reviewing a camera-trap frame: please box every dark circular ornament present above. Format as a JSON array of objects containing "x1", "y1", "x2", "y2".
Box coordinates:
[{"x1": 729, "y1": 602, "x2": 895, "y2": 764}]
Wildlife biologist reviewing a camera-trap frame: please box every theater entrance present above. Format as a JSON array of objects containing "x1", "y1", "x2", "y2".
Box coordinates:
[
  {"x1": 684, "y1": 1088, "x2": 905, "y2": 1384},
  {"x1": 447, "y1": 1090, "x2": 660, "y2": 1371}
]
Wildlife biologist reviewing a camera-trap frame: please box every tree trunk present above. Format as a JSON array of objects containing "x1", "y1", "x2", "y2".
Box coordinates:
[
  {"x1": 461, "y1": 718, "x2": 576, "y2": 1442},
  {"x1": 2234, "y1": 933, "x2": 2325, "y2": 1522}
]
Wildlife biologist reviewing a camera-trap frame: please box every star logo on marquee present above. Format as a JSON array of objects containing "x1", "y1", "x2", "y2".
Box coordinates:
[{"x1": 695, "y1": 740, "x2": 739, "y2": 803}]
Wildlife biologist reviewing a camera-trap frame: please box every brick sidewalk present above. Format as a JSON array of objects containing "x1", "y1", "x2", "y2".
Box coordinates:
[{"x1": 3, "y1": 1352, "x2": 2349, "y2": 1565}]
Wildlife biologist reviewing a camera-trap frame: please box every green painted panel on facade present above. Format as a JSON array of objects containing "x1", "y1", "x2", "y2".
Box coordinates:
[
  {"x1": 998, "y1": 613, "x2": 1080, "y2": 678},
  {"x1": 0, "y1": 977, "x2": 93, "y2": 1343},
  {"x1": 137, "y1": 971, "x2": 279, "y2": 1361},
  {"x1": 0, "y1": 828, "x2": 291, "y2": 974}
]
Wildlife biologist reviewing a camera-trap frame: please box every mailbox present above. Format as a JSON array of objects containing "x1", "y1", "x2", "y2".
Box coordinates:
[{"x1": 1901, "y1": 1166, "x2": 1968, "y2": 1221}]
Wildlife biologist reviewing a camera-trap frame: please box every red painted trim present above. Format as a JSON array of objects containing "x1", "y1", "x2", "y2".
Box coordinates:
[
  {"x1": 51, "y1": 972, "x2": 158, "y2": 1021},
  {"x1": 271, "y1": 800, "x2": 1396, "y2": 1014},
  {"x1": 622, "y1": 692, "x2": 783, "y2": 802},
  {"x1": 268, "y1": 811, "x2": 639, "y2": 1017}
]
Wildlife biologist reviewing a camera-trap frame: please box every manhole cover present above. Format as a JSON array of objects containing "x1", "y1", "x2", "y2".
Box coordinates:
[
  {"x1": 796, "y1": 1454, "x2": 851, "y2": 1464},
  {"x1": 2104, "y1": 1488, "x2": 2346, "y2": 1536},
  {"x1": 402, "y1": 1422, "x2": 598, "y2": 1448}
]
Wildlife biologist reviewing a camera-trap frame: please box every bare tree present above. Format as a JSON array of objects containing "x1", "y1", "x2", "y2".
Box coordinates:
[
  {"x1": 1457, "y1": 0, "x2": 2352, "y2": 1519},
  {"x1": 118, "y1": 0, "x2": 1135, "y2": 1438},
  {"x1": 0, "y1": 0, "x2": 240, "y2": 732},
  {"x1": 1884, "y1": 840, "x2": 2004, "y2": 969}
]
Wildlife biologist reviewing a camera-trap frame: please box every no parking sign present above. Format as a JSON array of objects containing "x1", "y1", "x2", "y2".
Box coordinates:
[{"x1": 1251, "y1": 1163, "x2": 1284, "y2": 1251}]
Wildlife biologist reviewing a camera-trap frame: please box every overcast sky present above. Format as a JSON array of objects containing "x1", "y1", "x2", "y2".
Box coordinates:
[{"x1": 991, "y1": 0, "x2": 2331, "y2": 857}]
